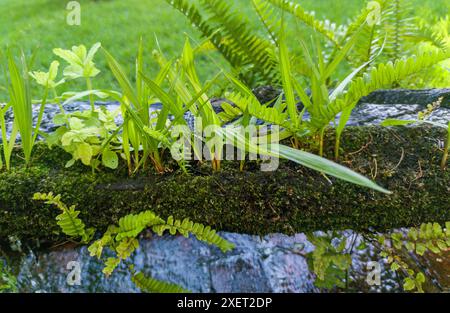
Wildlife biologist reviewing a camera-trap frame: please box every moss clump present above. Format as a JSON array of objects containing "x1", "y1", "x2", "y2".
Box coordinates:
[{"x1": 0, "y1": 126, "x2": 449, "y2": 244}]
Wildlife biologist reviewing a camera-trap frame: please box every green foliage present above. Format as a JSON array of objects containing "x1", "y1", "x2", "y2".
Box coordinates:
[
  {"x1": 53, "y1": 43, "x2": 101, "y2": 112},
  {"x1": 0, "y1": 260, "x2": 17, "y2": 293},
  {"x1": 153, "y1": 216, "x2": 236, "y2": 252},
  {"x1": 381, "y1": 0, "x2": 415, "y2": 62},
  {"x1": 377, "y1": 221, "x2": 450, "y2": 293},
  {"x1": 53, "y1": 43, "x2": 101, "y2": 80},
  {"x1": 330, "y1": 49, "x2": 450, "y2": 158},
  {"x1": 90, "y1": 210, "x2": 235, "y2": 277},
  {"x1": 266, "y1": 0, "x2": 339, "y2": 46},
  {"x1": 29, "y1": 61, "x2": 65, "y2": 89},
  {"x1": 88, "y1": 211, "x2": 235, "y2": 277},
  {"x1": 45, "y1": 107, "x2": 122, "y2": 170},
  {"x1": 388, "y1": 222, "x2": 450, "y2": 256},
  {"x1": 91, "y1": 211, "x2": 234, "y2": 289},
  {"x1": 6, "y1": 49, "x2": 35, "y2": 166},
  {"x1": 306, "y1": 233, "x2": 352, "y2": 289},
  {"x1": 0, "y1": 102, "x2": 18, "y2": 171},
  {"x1": 131, "y1": 271, "x2": 190, "y2": 293},
  {"x1": 305, "y1": 222, "x2": 449, "y2": 292},
  {"x1": 103, "y1": 43, "x2": 189, "y2": 174},
  {"x1": 166, "y1": 0, "x2": 278, "y2": 85},
  {"x1": 32, "y1": 192, "x2": 95, "y2": 243},
  {"x1": 33, "y1": 192, "x2": 235, "y2": 292}
]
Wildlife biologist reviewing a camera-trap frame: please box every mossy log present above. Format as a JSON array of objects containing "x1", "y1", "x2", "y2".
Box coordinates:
[{"x1": 0, "y1": 126, "x2": 449, "y2": 244}]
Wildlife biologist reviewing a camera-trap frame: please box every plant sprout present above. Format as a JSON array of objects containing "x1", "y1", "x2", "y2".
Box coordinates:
[{"x1": 53, "y1": 43, "x2": 101, "y2": 113}]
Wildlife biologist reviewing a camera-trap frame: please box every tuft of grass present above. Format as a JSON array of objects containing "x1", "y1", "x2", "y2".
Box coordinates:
[{"x1": 6, "y1": 49, "x2": 34, "y2": 166}]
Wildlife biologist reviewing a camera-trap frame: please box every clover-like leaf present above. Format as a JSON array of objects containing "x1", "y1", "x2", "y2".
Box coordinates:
[
  {"x1": 102, "y1": 149, "x2": 119, "y2": 169},
  {"x1": 29, "y1": 61, "x2": 65, "y2": 88},
  {"x1": 53, "y1": 43, "x2": 101, "y2": 79}
]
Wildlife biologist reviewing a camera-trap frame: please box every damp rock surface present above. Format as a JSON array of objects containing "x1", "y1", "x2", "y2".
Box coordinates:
[
  {"x1": 1, "y1": 89, "x2": 450, "y2": 141},
  {"x1": 10, "y1": 231, "x2": 423, "y2": 293},
  {"x1": 15, "y1": 232, "x2": 317, "y2": 293}
]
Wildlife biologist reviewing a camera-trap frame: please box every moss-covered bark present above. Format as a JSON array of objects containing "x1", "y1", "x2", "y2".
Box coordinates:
[{"x1": 0, "y1": 126, "x2": 449, "y2": 243}]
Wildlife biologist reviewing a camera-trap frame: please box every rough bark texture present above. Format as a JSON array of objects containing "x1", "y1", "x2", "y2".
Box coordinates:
[{"x1": 0, "y1": 126, "x2": 449, "y2": 244}]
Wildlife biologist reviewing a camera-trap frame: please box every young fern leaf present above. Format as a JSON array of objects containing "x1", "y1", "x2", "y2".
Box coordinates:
[
  {"x1": 116, "y1": 238, "x2": 140, "y2": 260},
  {"x1": 132, "y1": 272, "x2": 189, "y2": 293},
  {"x1": 88, "y1": 226, "x2": 115, "y2": 259},
  {"x1": 33, "y1": 192, "x2": 94, "y2": 243}
]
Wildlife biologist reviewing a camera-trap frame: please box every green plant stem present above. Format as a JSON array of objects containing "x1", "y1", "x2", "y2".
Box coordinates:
[
  {"x1": 86, "y1": 77, "x2": 95, "y2": 113},
  {"x1": 319, "y1": 127, "x2": 326, "y2": 157},
  {"x1": 32, "y1": 87, "x2": 49, "y2": 144},
  {"x1": 335, "y1": 132, "x2": 341, "y2": 160},
  {"x1": 52, "y1": 89, "x2": 66, "y2": 116}
]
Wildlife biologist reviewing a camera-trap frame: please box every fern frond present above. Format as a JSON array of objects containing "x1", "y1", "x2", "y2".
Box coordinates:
[
  {"x1": 152, "y1": 216, "x2": 235, "y2": 252},
  {"x1": 88, "y1": 226, "x2": 115, "y2": 259},
  {"x1": 252, "y1": 0, "x2": 282, "y2": 45},
  {"x1": 381, "y1": 0, "x2": 416, "y2": 61},
  {"x1": 166, "y1": 0, "x2": 278, "y2": 84},
  {"x1": 267, "y1": 0, "x2": 339, "y2": 46},
  {"x1": 33, "y1": 192, "x2": 94, "y2": 243},
  {"x1": 115, "y1": 211, "x2": 165, "y2": 241},
  {"x1": 217, "y1": 101, "x2": 243, "y2": 123},
  {"x1": 132, "y1": 272, "x2": 189, "y2": 293},
  {"x1": 103, "y1": 257, "x2": 121, "y2": 276},
  {"x1": 116, "y1": 238, "x2": 140, "y2": 259},
  {"x1": 340, "y1": 0, "x2": 391, "y2": 67},
  {"x1": 165, "y1": 0, "x2": 246, "y2": 68},
  {"x1": 318, "y1": 50, "x2": 450, "y2": 129},
  {"x1": 227, "y1": 92, "x2": 289, "y2": 128},
  {"x1": 200, "y1": 0, "x2": 279, "y2": 83},
  {"x1": 412, "y1": 22, "x2": 450, "y2": 52}
]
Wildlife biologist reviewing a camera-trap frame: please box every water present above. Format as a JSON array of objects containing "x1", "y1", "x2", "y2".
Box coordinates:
[{"x1": 1, "y1": 230, "x2": 447, "y2": 293}]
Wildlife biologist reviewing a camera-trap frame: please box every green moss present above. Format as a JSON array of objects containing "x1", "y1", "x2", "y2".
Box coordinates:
[{"x1": 0, "y1": 126, "x2": 449, "y2": 244}]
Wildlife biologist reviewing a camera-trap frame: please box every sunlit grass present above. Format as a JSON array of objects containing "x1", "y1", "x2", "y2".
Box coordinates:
[{"x1": 0, "y1": 0, "x2": 448, "y2": 95}]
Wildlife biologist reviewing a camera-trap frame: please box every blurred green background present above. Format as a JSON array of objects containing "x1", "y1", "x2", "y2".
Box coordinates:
[{"x1": 0, "y1": 0, "x2": 448, "y2": 94}]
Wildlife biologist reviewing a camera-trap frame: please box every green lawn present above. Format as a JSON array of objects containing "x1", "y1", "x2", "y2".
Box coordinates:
[{"x1": 0, "y1": 0, "x2": 448, "y2": 95}]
